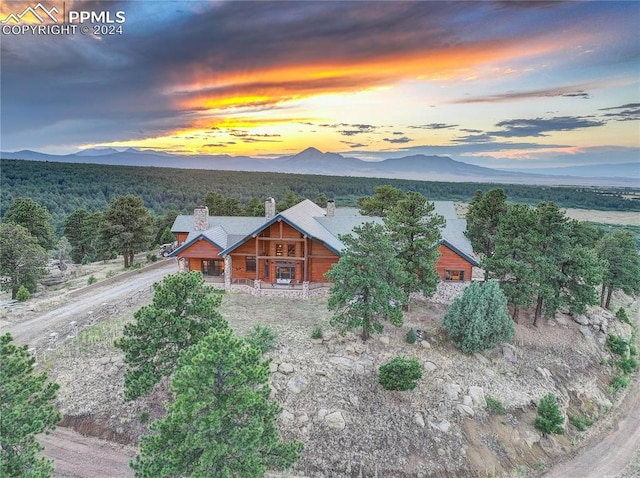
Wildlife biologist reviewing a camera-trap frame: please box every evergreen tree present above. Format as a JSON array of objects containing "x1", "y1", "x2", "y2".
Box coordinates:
[
  {"x1": 326, "y1": 222, "x2": 408, "y2": 340},
  {"x1": 464, "y1": 188, "x2": 507, "y2": 279},
  {"x1": 1, "y1": 333, "x2": 61, "y2": 477},
  {"x1": 243, "y1": 197, "x2": 265, "y2": 216},
  {"x1": 484, "y1": 204, "x2": 539, "y2": 322},
  {"x1": 534, "y1": 393, "x2": 564, "y2": 436},
  {"x1": 131, "y1": 327, "x2": 303, "y2": 477},
  {"x1": 115, "y1": 272, "x2": 227, "y2": 400},
  {"x1": 2, "y1": 197, "x2": 56, "y2": 250},
  {"x1": 444, "y1": 281, "x2": 514, "y2": 354},
  {"x1": 276, "y1": 191, "x2": 304, "y2": 212},
  {"x1": 153, "y1": 210, "x2": 179, "y2": 245},
  {"x1": 0, "y1": 223, "x2": 48, "y2": 299},
  {"x1": 158, "y1": 227, "x2": 175, "y2": 245},
  {"x1": 205, "y1": 192, "x2": 244, "y2": 216},
  {"x1": 384, "y1": 192, "x2": 444, "y2": 301},
  {"x1": 100, "y1": 195, "x2": 154, "y2": 267},
  {"x1": 597, "y1": 231, "x2": 640, "y2": 309},
  {"x1": 314, "y1": 192, "x2": 328, "y2": 207},
  {"x1": 357, "y1": 185, "x2": 405, "y2": 217},
  {"x1": 64, "y1": 209, "x2": 92, "y2": 263}
]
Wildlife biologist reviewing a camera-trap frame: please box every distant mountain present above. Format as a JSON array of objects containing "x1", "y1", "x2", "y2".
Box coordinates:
[
  {"x1": 1, "y1": 147, "x2": 636, "y2": 187},
  {"x1": 502, "y1": 162, "x2": 639, "y2": 179}
]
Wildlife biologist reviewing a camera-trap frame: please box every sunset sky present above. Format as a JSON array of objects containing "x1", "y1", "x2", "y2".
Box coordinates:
[{"x1": 1, "y1": 0, "x2": 638, "y2": 168}]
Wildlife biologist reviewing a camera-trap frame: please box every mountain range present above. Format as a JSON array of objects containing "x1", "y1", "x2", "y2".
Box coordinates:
[{"x1": 2, "y1": 147, "x2": 637, "y2": 187}]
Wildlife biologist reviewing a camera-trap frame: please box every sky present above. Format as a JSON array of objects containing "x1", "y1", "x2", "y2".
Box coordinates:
[{"x1": 1, "y1": 0, "x2": 639, "y2": 169}]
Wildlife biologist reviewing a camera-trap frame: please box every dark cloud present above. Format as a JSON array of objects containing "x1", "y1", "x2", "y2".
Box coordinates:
[
  {"x1": 454, "y1": 86, "x2": 591, "y2": 104},
  {"x1": 490, "y1": 116, "x2": 604, "y2": 137},
  {"x1": 337, "y1": 124, "x2": 376, "y2": 136},
  {"x1": 408, "y1": 123, "x2": 458, "y2": 130},
  {"x1": 599, "y1": 103, "x2": 640, "y2": 121},
  {"x1": 383, "y1": 136, "x2": 413, "y2": 144},
  {"x1": 340, "y1": 141, "x2": 368, "y2": 148}
]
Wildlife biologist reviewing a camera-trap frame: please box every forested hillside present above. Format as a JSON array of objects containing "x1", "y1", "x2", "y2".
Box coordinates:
[{"x1": 2, "y1": 159, "x2": 638, "y2": 232}]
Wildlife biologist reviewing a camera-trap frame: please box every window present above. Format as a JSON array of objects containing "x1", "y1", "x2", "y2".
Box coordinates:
[
  {"x1": 445, "y1": 270, "x2": 465, "y2": 281},
  {"x1": 287, "y1": 244, "x2": 296, "y2": 257},
  {"x1": 275, "y1": 243, "x2": 284, "y2": 256},
  {"x1": 202, "y1": 260, "x2": 224, "y2": 276},
  {"x1": 276, "y1": 261, "x2": 295, "y2": 282},
  {"x1": 246, "y1": 256, "x2": 256, "y2": 272}
]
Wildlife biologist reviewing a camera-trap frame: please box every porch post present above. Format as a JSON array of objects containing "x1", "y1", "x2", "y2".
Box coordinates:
[
  {"x1": 255, "y1": 236, "x2": 260, "y2": 281},
  {"x1": 303, "y1": 236, "x2": 308, "y2": 282},
  {"x1": 224, "y1": 256, "x2": 232, "y2": 292}
]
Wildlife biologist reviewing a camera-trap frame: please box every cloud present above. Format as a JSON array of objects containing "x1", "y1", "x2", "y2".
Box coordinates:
[
  {"x1": 599, "y1": 103, "x2": 640, "y2": 121},
  {"x1": 453, "y1": 86, "x2": 591, "y2": 104},
  {"x1": 383, "y1": 136, "x2": 413, "y2": 144},
  {"x1": 340, "y1": 140, "x2": 368, "y2": 148},
  {"x1": 408, "y1": 123, "x2": 458, "y2": 130},
  {"x1": 490, "y1": 116, "x2": 604, "y2": 137},
  {"x1": 337, "y1": 124, "x2": 377, "y2": 136}
]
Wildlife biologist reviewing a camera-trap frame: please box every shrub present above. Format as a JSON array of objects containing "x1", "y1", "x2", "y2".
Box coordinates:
[
  {"x1": 568, "y1": 414, "x2": 593, "y2": 431},
  {"x1": 81, "y1": 254, "x2": 92, "y2": 265},
  {"x1": 534, "y1": 393, "x2": 564, "y2": 436},
  {"x1": 246, "y1": 325, "x2": 277, "y2": 354},
  {"x1": 378, "y1": 357, "x2": 422, "y2": 391},
  {"x1": 16, "y1": 285, "x2": 30, "y2": 302},
  {"x1": 444, "y1": 281, "x2": 514, "y2": 354},
  {"x1": 139, "y1": 411, "x2": 150, "y2": 423},
  {"x1": 617, "y1": 357, "x2": 638, "y2": 375},
  {"x1": 405, "y1": 328, "x2": 417, "y2": 344},
  {"x1": 486, "y1": 395, "x2": 506, "y2": 415},
  {"x1": 146, "y1": 253, "x2": 158, "y2": 263},
  {"x1": 616, "y1": 308, "x2": 631, "y2": 325},
  {"x1": 609, "y1": 375, "x2": 629, "y2": 393},
  {"x1": 606, "y1": 335, "x2": 629, "y2": 357},
  {"x1": 87, "y1": 275, "x2": 97, "y2": 285},
  {"x1": 310, "y1": 326, "x2": 323, "y2": 340}
]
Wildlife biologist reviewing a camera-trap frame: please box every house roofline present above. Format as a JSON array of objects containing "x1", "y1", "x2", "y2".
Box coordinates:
[
  {"x1": 169, "y1": 233, "x2": 224, "y2": 257},
  {"x1": 439, "y1": 239, "x2": 480, "y2": 267}
]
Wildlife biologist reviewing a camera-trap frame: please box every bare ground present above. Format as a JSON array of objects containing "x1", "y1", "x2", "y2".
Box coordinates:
[{"x1": 5, "y1": 261, "x2": 637, "y2": 477}]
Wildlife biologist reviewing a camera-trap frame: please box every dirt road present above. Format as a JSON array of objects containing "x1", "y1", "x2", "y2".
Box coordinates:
[
  {"x1": 5, "y1": 260, "x2": 175, "y2": 346},
  {"x1": 40, "y1": 428, "x2": 136, "y2": 478}
]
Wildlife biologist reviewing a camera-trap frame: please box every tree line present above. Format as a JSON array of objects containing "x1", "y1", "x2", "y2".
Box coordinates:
[{"x1": 3, "y1": 158, "x2": 638, "y2": 234}]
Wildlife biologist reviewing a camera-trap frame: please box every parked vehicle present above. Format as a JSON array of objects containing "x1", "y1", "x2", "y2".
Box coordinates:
[{"x1": 160, "y1": 241, "x2": 178, "y2": 257}]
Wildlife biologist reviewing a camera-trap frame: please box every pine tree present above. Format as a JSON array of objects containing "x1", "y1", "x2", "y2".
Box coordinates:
[
  {"x1": 443, "y1": 281, "x2": 514, "y2": 354},
  {"x1": 115, "y1": 272, "x2": 227, "y2": 400},
  {"x1": 64, "y1": 209, "x2": 92, "y2": 263},
  {"x1": 534, "y1": 393, "x2": 564, "y2": 436},
  {"x1": 384, "y1": 192, "x2": 445, "y2": 301},
  {"x1": 1, "y1": 334, "x2": 61, "y2": 477},
  {"x1": 597, "y1": 231, "x2": 640, "y2": 309},
  {"x1": 0, "y1": 223, "x2": 48, "y2": 299},
  {"x1": 2, "y1": 197, "x2": 56, "y2": 250},
  {"x1": 326, "y1": 222, "x2": 408, "y2": 340},
  {"x1": 357, "y1": 185, "x2": 405, "y2": 217},
  {"x1": 131, "y1": 327, "x2": 303, "y2": 477},
  {"x1": 100, "y1": 195, "x2": 154, "y2": 267}
]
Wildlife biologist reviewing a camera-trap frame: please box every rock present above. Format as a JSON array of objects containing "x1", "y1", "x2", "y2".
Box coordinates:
[
  {"x1": 424, "y1": 361, "x2": 438, "y2": 373},
  {"x1": 420, "y1": 340, "x2": 431, "y2": 349},
  {"x1": 429, "y1": 419, "x2": 451, "y2": 433},
  {"x1": 379, "y1": 336, "x2": 390, "y2": 345},
  {"x1": 297, "y1": 413, "x2": 309, "y2": 425},
  {"x1": 328, "y1": 356, "x2": 354, "y2": 369},
  {"x1": 99, "y1": 357, "x2": 111, "y2": 366},
  {"x1": 469, "y1": 386, "x2": 487, "y2": 408},
  {"x1": 445, "y1": 383, "x2": 461, "y2": 401},
  {"x1": 349, "y1": 394, "x2": 359, "y2": 407},
  {"x1": 287, "y1": 375, "x2": 307, "y2": 394},
  {"x1": 574, "y1": 315, "x2": 590, "y2": 326},
  {"x1": 457, "y1": 404, "x2": 475, "y2": 417},
  {"x1": 280, "y1": 409, "x2": 295, "y2": 426},
  {"x1": 462, "y1": 395, "x2": 473, "y2": 407},
  {"x1": 278, "y1": 362, "x2": 294, "y2": 374},
  {"x1": 269, "y1": 362, "x2": 279, "y2": 373},
  {"x1": 317, "y1": 408, "x2": 328, "y2": 420},
  {"x1": 536, "y1": 367, "x2": 552, "y2": 379},
  {"x1": 555, "y1": 314, "x2": 569, "y2": 326},
  {"x1": 311, "y1": 338, "x2": 323, "y2": 345},
  {"x1": 502, "y1": 344, "x2": 517, "y2": 364},
  {"x1": 579, "y1": 326, "x2": 594, "y2": 341},
  {"x1": 523, "y1": 430, "x2": 541, "y2": 448},
  {"x1": 325, "y1": 411, "x2": 346, "y2": 430},
  {"x1": 414, "y1": 412, "x2": 425, "y2": 428}
]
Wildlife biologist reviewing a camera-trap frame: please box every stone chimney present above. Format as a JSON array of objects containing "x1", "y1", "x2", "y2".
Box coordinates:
[
  {"x1": 326, "y1": 199, "x2": 336, "y2": 217},
  {"x1": 265, "y1": 197, "x2": 276, "y2": 219},
  {"x1": 193, "y1": 205, "x2": 209, "y2": 231}
]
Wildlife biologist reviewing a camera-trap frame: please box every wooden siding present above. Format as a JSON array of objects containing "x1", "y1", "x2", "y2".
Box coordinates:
[
  {"x1": 436, "y1": 244, "x2": 473, "y2": 281},
  {"x1": 175, "y1": 232, "x2": 188, "y2": 244},
  {"x1": 177, "y1": 239, "x2": 222, "y2": 259}
]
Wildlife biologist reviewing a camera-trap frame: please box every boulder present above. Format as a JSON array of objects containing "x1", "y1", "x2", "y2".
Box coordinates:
[
  {"x1": 469, "y1": 386, "x2": 487, "y2": 408},
  {"x1": 278, "y1": 362, "x2": 294, "y2": 374},
  {"x1": 457, "y1": 404, "x2": 475, "y2": 417},
  {"x1": 573, "y1": 315, "x2": 590, "y2": 326},
  {"x1": 287, "y1": 375, "x2": 307, "y2": 394},
  {"x1": 523, "y1": 430, "x2": 541, "y2": 448},
  {"x1": 424, "y1": 361, "x2": 438, "y2": 373},
  {"x1": 279, "y1": 409, "x2": 295, "y2": 426},
  {"x1": 502, "y1": 344, "x2": 517, "y2": 363},
  {"x1": 429, "y1": 419, "x2": 451, "y2": 433},
  {"x1": 325, "y1": 411, "x2": 346, "y2": 430},
  {"x1": 579, "y1": 326, "x2": 595, "y2": 341},
  {"x1": 414, "y1": 412, "x2": 425, "y2": 428},
  {"x1": 445, "y1": 383, "x2": 461, "y2": 401}
]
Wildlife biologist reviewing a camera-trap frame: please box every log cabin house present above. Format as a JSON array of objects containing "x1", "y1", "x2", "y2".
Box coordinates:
[{"x1": 170, "y1": 198, "x2": 479, "y2": 290}]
